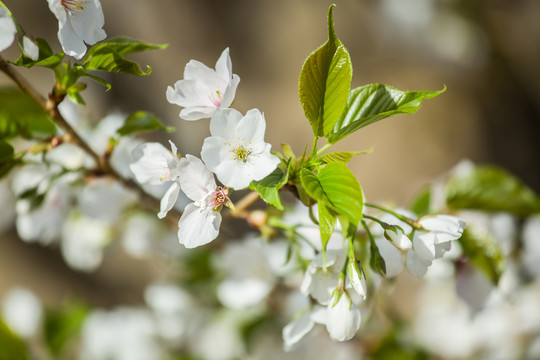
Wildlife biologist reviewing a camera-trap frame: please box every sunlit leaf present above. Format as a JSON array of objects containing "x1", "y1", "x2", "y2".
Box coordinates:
[
  {"x1": 311, "y1": 149, "x2": 372, "y2": 167},
  {"x1": 300, "y1": 162, "x2": 364, "y2": 226},
  {"x1": 83, "y1": 37, "x2": 167, "y2": 76},
  {"x1": 250, "y1": 162, "x2": 290, "y2": 210},
  {"x1": 299, "y1": 5, "x2": 352, "y2": 137},
  {"x1": 327, "y1": 84, "x2": 445, "y2": 143}
]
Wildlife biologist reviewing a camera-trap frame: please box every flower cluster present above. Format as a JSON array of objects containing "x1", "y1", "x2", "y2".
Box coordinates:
[
  {"x1": 130, "y1": 48, "x2": 280, "y2": 248},
  {"x1": 371, "y1": 212, "x2": 465, "y2": 278}
]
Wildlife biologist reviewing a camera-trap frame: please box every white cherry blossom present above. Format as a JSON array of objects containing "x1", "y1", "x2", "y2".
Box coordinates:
[
  {"x1": 326, "y1": 291, "x2": 362, "y2": 342},
  {"x1": 301, "y1": 249, "x2": 346, "y2": 305},
  {"x1": 129, "y1": 141, "x2": 187, "y2": 219},
  {"x1": 177, "y1": 155, "x2": 233, "y2": 248},
  {"x1": 0, "y1": 5, "x2": 16, "y2": 52},
  {"x1": 407, "y1": 214, "x2": 465, "y2": 277},
  {"x1": 48, "y1": 0, "x2": 106, "y2": 59},
  {"x1": 166, "y1": 48, "x2": 240, "y2": 120},
  {"x1": 201, "y1": 108, "x2": 280, "y2": 189}
]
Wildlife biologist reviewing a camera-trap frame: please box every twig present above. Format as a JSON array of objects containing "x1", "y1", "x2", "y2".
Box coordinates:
[{"x1": 0, "y1": 55, "x2": 181, "y2": 220}]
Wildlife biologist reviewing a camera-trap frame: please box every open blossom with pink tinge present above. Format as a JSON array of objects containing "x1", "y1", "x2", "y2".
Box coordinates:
[
  {"x1": 177, "y1": 155, "x2": 234, "y2": 248},
  {"x1": 166, "y1": 48, "x2": 240, "y2": 121},
  {"x1": 47, "y1": 0, "x2": 106, "y2": 59}
]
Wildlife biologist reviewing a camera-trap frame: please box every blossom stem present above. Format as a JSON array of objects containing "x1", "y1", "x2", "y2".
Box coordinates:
[
  {"x1": 364, "y1": 202, "x2": 418, "y2": 228},
  {"x1": 223, "y1": 190, "x2": 259, "y2": 219},
  {"x1": 0, "y1": 55, "x2": 181, "y2": 220},
  {"x1": 315, "y1": 143, "x2": 332, "y2": 157},
  {"x1": 363, "y1": 214, "x2": 390, "y2": 228},
  {"x1": 308, "y1": 135, "x2": 319, "y2": 159}
]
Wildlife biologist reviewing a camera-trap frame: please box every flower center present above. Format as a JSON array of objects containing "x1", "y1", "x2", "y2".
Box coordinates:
[
  {"x1": 225, "y1": 138, "x2": 253, "y2": 163},
  {"x1": 61, "y1": 0, "x2": 87, "y2": 14},
  {"x1": 209, "y1": 186, "x2": 231, "y2": 211}
]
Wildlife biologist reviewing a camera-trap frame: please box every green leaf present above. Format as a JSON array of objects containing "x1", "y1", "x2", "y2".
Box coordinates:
[
  {"x1": 300, "y1": 162, "x2": 364, "y2": 226},
  {"x1": 298, "y1": 5, "x2": 352, "y2": 137},
  {"x1": 85, "y1": 37, "x2": 168, "y2": 58},
  {"x1": 312, "y1": 149, "x2": 372, "y2": 167},
  {"x1": 458, "y1": 226, "x2": 505, "y2": 284},
  {"x1": 445, "y1": 165, "x2": 540, "y2": 217},
  {"x1": 0, "y1": 87, "x2": 56, "y2": 140},
  {"x1": 80, "y1": 73, "x2": 111, "y2": 91},
  {"x1": 83, "y1": 37, "x2": 167, "y2": 76},
  {"x1": 116, "y1": 111, "x2": 174, "y2": 136},
  {"x1": 369, "y1": 229, "x2": 386, "y2": 276},
  {"x1": 0, "y1": 319, "x2": 29, "y2": 360},
  {"x1": 250, "y1": 163, "x2": 290, "y2": 210},
  {"x1": 318, "y1": 202, "x2": 337, "y2": 255},
  {"x1": 11, "y1": 38, "x2": 64, "y2": 69},
  {"x1": 44, "y1": 302, "x2": 88, "y2": 356},
  {"x1": 327, "y1": 84, "x2": 445, "y2": 143}
]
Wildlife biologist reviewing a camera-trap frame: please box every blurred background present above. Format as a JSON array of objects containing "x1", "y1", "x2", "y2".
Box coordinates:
[{"x1": 1, "y1": 0, "x2": 539, "y2": 336}]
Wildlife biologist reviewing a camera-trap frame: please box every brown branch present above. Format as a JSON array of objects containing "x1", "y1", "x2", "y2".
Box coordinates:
[{"x1": 0, "y1": 55, "x2": 181, "y2": 220}]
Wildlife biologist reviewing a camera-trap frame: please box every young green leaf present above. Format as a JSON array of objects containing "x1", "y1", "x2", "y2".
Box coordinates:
[
  {"x1": 300, "y1": 163, "x2": 364, "y2": 226},
  {"x1": 458, "y1": 226, "x2": 505, "y2": 284},
  {"x1": 82, "y1": 37, "x2": 167, "y2": 76},
  {"x1": 445, "y1": 165, "x2": 540, "y2": 217},
  {"x1": 369, "y1": 230, "x2": 386, "y2": 277},
  {"x1": 299, "y1": 4, "x2": 352, "y2": 137},
  {"x1": 0, "y1": 87, "x2": 56, "y2": 140},
  {"x1": 116, "y1": 111, "x2": 174, "y2": 136},
  {"x1": 327, "y1": 84, "x2": 445, "y2": 143},
  {"x1": 84, "y1": 37, "x2": 168, "y2": 58},
  {"x1": 318, "y1": 202, "x2": 337, "y2": 255},
  {"x1": 312, "y1": 149, "x2": 372, "y2": 167},
  {"x1": 249, "y1": 163, "x2": 290, "y2": 210}
]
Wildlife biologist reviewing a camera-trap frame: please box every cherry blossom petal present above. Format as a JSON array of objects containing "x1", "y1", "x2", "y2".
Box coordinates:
[
  {"x1": 209, "y1": 108, "x2": 243, "y2": 141},
  {"x1": 282, "y1": 310, "x2": 314, "y2": 351},
  {"x1": 326, "y1": 293, "x2": 361, "y2": 342},
  {"x1": 129, "y1": 143, "x2": 176, "y2": 185},
  {"x1": 68, "y1": 0, "x2": 106, "y2": 46},
  {"x1": 214, "y1": 47, "x2": 232, "y2": 82},
  {"x1": 220, "y1": 75, "x2": 240, "y2": 109},
  {"x1": 179, "y1": 155, "x2": 216, "y2": 201},
  {"x1": 347, "y1": 262, "x2": 367, "y2": 300},
  {"x1": 374, "y1": 238, "x2": 404, "y2": 278},
  {"x1": 177, "y1": 203, "x2": 221, "y2": 248},
  {"x1": 22, "y1": 36, "x2": 39, "y2": 60},
  {"x1": 0, "y1": 6, "x2": 16, "y2": 52},
  {"x1": 158, "y1": 182, "x2": 180, "y2": 219},
  {"x1": 406, "y1": 249, "x2": 432, "y2": 277}
]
